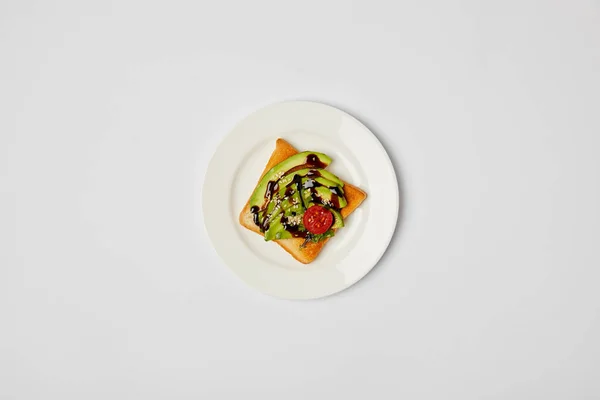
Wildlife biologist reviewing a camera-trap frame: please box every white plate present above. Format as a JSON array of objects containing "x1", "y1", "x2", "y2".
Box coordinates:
[{"x1": 203, "y1": 101, "x2": 398, "y2": 299}]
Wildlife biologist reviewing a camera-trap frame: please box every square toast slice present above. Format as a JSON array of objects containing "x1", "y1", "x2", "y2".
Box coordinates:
[{"x1": 238, "y1": 138, "x2": 367, "y2": 264}]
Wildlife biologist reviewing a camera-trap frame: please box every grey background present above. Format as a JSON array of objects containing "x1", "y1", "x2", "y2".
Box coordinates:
[{"x1": 1, "y1": 0, "x2": 599, "y2": 399}]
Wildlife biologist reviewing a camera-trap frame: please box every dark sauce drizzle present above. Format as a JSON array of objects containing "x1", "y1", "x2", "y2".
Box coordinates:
[
  {"x1": 250, "y1": 205, "x2": 260, "y2": 226},
  {"x1": 294, "y1": 174, "x2": 306, "y2": 209},
  {"x1": 329, "y1": 186, "x2": 343, "y2": 197},
  {"x1": 306, "y1": 154, "x2": 327, "y2": 168},
  {"x1": 330, "y1": 193, "x2": 340, "y2": 209},
  {"x1": 265, "y1": 180, "x2": 278, "y2": 200}
]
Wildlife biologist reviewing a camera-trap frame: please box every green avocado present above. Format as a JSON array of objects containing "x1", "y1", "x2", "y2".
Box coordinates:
[
  {"x1": 330, "y1": 208, "x2": 344, "y2": 229},
  {"x1": 302, "y1": 186, "x2": 348, "y2": 209},
  {"x1": 284, "y1": 191, "x2": 304, "y2": 216},
  {"x1": 249, "y1": 152, "x2": 332, "y2": 208},
  {"x1": 277, "y1": 168, "x2": 344, "y2": 188},
  {"x1": 302, "y1": 176, "x2": 344, "y2": 195},
  {"x1": 273, "y1": 182, "x2": 303, "y2": 205},
  {"x1": 259, "y1": 203, "x2": 281, "y2": 232},
  {"x1": 264, "y1": 217, "x2": 292, "y2": 241}
]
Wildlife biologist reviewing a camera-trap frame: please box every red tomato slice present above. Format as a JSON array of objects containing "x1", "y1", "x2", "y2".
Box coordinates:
[{"x1": 303, "y1": 205, "x2": 333, "y2": 235}]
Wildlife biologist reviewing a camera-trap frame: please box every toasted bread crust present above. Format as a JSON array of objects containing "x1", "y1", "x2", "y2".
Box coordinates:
[{"x1": 239, "y1": 139, "x2": 367, "y2": 264}]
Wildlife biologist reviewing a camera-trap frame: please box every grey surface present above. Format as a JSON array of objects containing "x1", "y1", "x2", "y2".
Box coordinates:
[{"x1": 1, "y1": 0, "x2": 600, "y2": 398}]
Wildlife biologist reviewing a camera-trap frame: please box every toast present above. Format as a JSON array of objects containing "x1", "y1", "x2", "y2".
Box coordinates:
[{"x1": 239, "y1": 138, "x2": 367, "y2": 264}]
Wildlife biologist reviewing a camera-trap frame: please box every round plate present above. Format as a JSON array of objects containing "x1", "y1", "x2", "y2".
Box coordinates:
[{"x1": 203, "y1": 101, "x2": 398, "y2": 299}]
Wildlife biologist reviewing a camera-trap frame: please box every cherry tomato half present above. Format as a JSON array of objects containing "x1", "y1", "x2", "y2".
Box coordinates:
[{"x1": 303, "y1": 205, "x2": 333, "y2": 234}]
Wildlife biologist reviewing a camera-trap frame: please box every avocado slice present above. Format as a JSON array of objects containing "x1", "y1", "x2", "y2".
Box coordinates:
[
  {"x1": 274, "y1": 181, "x2": 304, "y2": 206},
  {"x1": 264, "y1": 216, "x2": 292, "y2": 241},
  {"x1": 330, "y1": 208, "x2": 344, "y2": 229},
  {"x1": 302, "y1": 176, "x2": 344, "y2": 195},
  {"x1": 302, "y1": 186, "x2": 348, "y2": 209},
  {"x1": 277, "y1": 168, "x2": 344, "y2": 188},
  {"x1": 258, "y1": 201, "x2": 282, "y2": 232},
  {"x1": 284, "y1": 190, "x2": 304, "y2": 216},
  {"x1": 249, "y1": 152, "x2": 332, "y2": 208}
]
